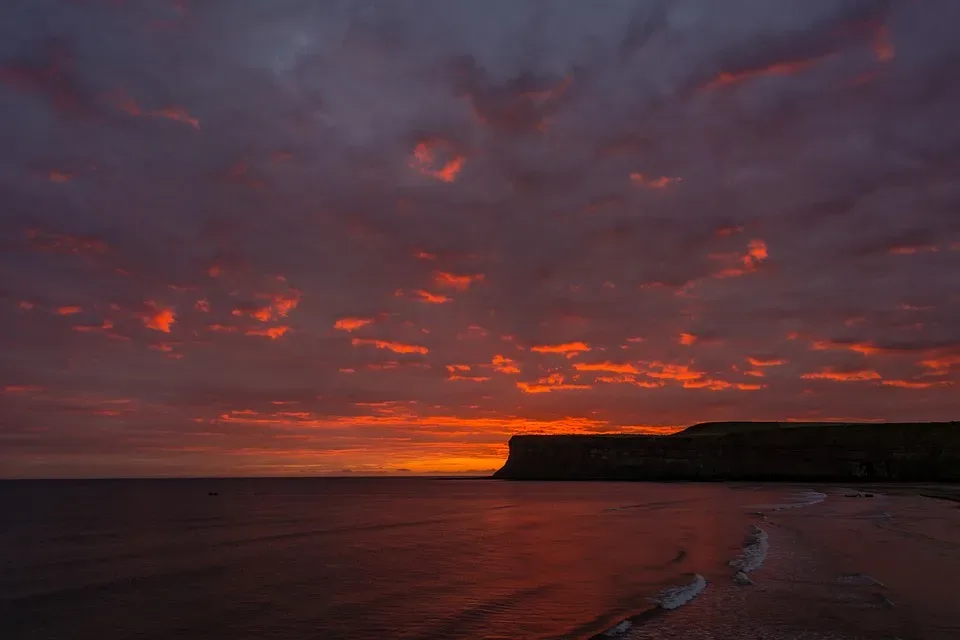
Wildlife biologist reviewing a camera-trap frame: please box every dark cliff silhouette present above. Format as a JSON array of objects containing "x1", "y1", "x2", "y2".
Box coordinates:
[{"x1": 493, "y1": 422, "x2": 960, "y2": 481}]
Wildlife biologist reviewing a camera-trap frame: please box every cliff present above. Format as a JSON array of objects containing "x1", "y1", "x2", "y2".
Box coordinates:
[{"x1": 493, "y1": 422, "x2": 960, "y2": 481}]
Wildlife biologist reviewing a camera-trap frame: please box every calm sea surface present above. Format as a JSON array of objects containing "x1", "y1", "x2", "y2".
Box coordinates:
[{"x1": 2, "y1": 478, "x2": 957, "y2": 639}]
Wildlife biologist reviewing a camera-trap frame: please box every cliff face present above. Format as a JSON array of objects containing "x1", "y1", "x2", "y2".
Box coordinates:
[{"x1": 493, "y1": 422, "x2": 960, "y2": 481}]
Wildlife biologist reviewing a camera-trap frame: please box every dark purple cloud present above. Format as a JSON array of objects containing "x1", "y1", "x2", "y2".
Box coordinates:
[{"x1": 1, "y1": 0, "x2": 959, "y2": 477}]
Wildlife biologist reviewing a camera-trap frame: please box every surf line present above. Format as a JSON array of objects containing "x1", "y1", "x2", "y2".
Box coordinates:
[
  {"x1": 729, "y1": 525, "x2": 769, "y2": 585},
  {"x1": 590, "y1": 573, "x2": 707, "y2": 638}
]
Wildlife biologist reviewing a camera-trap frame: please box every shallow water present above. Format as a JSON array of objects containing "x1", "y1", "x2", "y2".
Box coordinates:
[{"x1": 1, "y1": 479, "x2": 957, "y2": 639}]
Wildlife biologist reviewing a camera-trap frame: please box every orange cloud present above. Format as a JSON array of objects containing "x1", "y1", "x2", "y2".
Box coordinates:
[
  {"x1": 434, "y1": 272, "x2": 485, "y2": 290},
  {"x1": 446, "y1": 364, "x2": 472, "y2": 373},
  {"x1": 712, "y1": 238, "x2": 769, "y2": 278},
  {"x1": 491, "y1": 355, "x2": 520, "y2": 374},
  {"x1": 678, "y1": 333, "x2": 697, "y2": 346},
  {"x1": 195, "y1": 299, "x2": 210, "y2": 312},
  {"x1": 208, "y1": 323, "x2": 239, "y2": 333},
  {"x1": 700, "y1": 57, "x2": 825, "y2": 92},
  {"x1": 747, "y1": 356, "x2": 786, "y2": 367},
  {"x1": 530, "y1": 342, "x2": 590, "y2": 356},
  {"x1": 629, "y1": 173, "x2": 680, "y2": 189},
  {"x1": 745, "y1": 239, "x2": 768, "y2": 264},
  {"x1": 744, "y1": 370, "x2": 766, "y2": 378},
  {"x1": 517, "y1": 373, "x2": 591, "y2": 394},
  {"x1": 643, "y1": 362, "x2": 705, "y2": 382},
  {"x1": 56, "y1": 306, "x2": 83, "y2": 316},
  {"x1": 682, "y1": 379, "x2": 764, "y2": 391},
  {"x1": 142, "y1": 301, "x2": 175, "y2": 333},
  {"x1": 246, "y1": 326, "x2": 289, "y2": 340},
  {"x1": 801, "y1": 369, "x2": 881, "y2": 382},
  {"x1": 351, "y1": 338, "x2": 428, "y2": 354},
  {"x1": 573, "y1": 362, "x2": 639, "y2": 375},
  {"x1": 334, "y1": 317, "x2": 373, "y2": 332},
  {"x1": 811, "y1": 340, "x2": 883, "y2": 356},
  {"x1": 919, "y1": 354, "x2": 960, "y2": 374},
  {"x1": 18, "y1": 301, "x2": 35, "y2": 310},
  {"x1": 413, "y1": 290, "x2": 451, "y2": 304},
  {"x1": 233, "y1": 289, "x2": 301, "y2": 323},
  {"x1": 595, "y1": 375, "x2": 664, "y2": 388},
  {"x1": 415, "y1": 250, "x2": 436, "y2": 260},
  {"x1": 48, "y1": 170, "x2": 73, "y2": 183},
  {"x1": 448, "y1": 375, "x2": 490, "y2": 383},
  {"x1": 881, "y1": 379, "x2": 952, "y2": 390}
]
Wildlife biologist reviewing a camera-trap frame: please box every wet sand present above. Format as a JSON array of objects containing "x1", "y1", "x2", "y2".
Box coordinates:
[{"x1": 626, "y1": 485, "x2": 960, "y2": 640}]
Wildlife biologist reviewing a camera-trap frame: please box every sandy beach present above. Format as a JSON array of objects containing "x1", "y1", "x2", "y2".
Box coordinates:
[{"x1": 623, "y1": 485, "x2": 960, "y2": 640}]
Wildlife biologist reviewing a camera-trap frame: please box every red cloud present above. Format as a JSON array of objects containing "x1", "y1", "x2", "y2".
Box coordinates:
[
  {"x1": 3, "y1": 384, "x2": 45, "y2": 394},
  {"x1": 413, "y1": 290, "x2": 452, "y2": 304},
  {"x1": 56, "y1": 306, "x2": 83, "y2": 316},
  {"x1": 410, "y1": 139, "x2": 466, "y2": 183},
  {"x1": 747, "y1": 356, "x2": 786, "y2": 367},
  {"x1": 151, "y1": 105, "x2": 200, "y2": 129},
  {"x1": 873, "y1": 25, "x2": 895, "y2": 63},
  {"x1": 700, "y1": 56, "x2": 827, "y2": 92}
]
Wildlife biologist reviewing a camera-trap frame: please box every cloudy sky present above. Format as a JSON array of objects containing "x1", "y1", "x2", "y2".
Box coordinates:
[{"x1": 1, "y1": 0, "x2": 958, "y2": 477}]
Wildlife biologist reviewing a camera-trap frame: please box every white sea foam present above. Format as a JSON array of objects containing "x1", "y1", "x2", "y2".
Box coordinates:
[
  {"x1": 729, "y1": 525, "x2": 769, "y2": 573},
  {"x1": 650, "y1": 573, "x2": 707, "y2": 610},
  {"x1": 602, "y1": 620, "x2": 633, "y2": 636}
]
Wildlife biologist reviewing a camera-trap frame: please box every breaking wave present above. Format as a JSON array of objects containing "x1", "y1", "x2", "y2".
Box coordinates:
[{"x1": 729, "y1": 525, "x2": 769, "y2": 573}]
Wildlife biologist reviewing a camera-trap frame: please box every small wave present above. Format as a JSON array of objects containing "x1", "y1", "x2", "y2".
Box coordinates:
[
  {"x1": 747, "y1": 490, "x2": 826, "y2": 511},
  {"x1": 837, "y1": 572, "x2": 885, "y2": 587},
  {"x1": 601, "y1": 620, "x2": 633, "y2": 636},
  {"x1": 650, "y1": 573, "x2": 707, "y2": 610},
  {"x1": 729, "y1": 525, "x2": 769, "y2": 573}
]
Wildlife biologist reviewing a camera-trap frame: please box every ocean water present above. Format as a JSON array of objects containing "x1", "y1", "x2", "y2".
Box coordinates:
[{"x1": 1, "y1": 479, "x2": 958, "y2": 640}]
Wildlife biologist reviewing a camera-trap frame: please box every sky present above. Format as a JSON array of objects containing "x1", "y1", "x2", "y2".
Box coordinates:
[{"x1": 1, "y1": 0, "x2": 959, "y2": 478}]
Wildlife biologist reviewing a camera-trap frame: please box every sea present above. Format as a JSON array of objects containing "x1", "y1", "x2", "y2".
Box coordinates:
[{"x1": 2, "y1": 478, "x2": 959, "y2": 640}]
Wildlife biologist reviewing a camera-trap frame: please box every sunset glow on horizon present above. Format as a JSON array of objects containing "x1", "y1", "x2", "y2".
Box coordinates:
[{"x1": 1, "y1": 1, "x2": 958, "y2": 478}]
